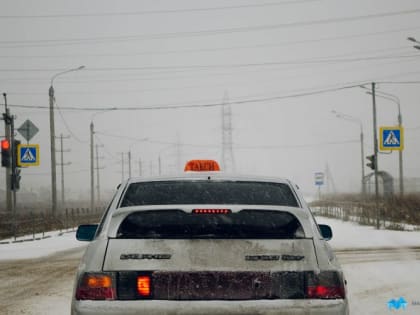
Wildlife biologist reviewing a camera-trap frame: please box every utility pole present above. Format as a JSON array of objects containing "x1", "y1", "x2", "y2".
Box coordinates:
[
  {"x1": 90, "y1": 122, "x2": 95, "y2": 211},
  {"x1": 158, "y1": 155, "x2": 162, "y2": 175},
  {"x1": 176, "y1": 133, "x2": 181, "y2": 171},
  {"x1": 121, "y1": 152, "x2": 125, "y2": 182},
  {"x1": 57, "y1": 134, "x2": 71, "y2": 206},
  {"x1": 398, "y1": 111, "x2": 404, "y2": 196},
  {"x1": 49, "y1": 66, "x2": 84, "y2": 216},
  {"x1": 221, "y1": 91, "x2": 235, "y2": 172},
  {"x1": 128, "y1": 151, "x2": 132, "y2": 178},
  {"x1": 360, "y1": 129, "x2": 366, "y2": 195},
  {"x1": 95, "y1": 144, "x2": 104, "y2": 203},
  {"x1": 371, "y1": 83, "x2": 380, "y2": 229},
  {"x1": 138, "y1": 158, "x2": 142, "y2": 177},
  {"x1": 2, "y1": 93, "x2": 12, "y2": 213},
  {"x1": 48, "y1": 85, "x2": 58, "y2": 216}
]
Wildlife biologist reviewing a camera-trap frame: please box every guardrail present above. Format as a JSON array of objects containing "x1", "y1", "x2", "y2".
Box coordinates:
[
  {"x1": 0, "y1": 207, "x2": 104, "y2": 241},
  {"x1": 311, "y1": 198, "x2": 420, "y2": 230}
]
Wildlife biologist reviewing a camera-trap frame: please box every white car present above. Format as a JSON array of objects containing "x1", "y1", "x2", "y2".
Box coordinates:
[{"x1": 72, "y1": 160, "x2": 349, "y2": 315}]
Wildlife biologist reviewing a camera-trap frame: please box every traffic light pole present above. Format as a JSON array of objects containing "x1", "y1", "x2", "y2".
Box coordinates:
[
  {"x1": 371, "y1": 83, "x2": 380, "y2": 229},
  {"x1": 2, "y1": 94, "x2": 12, "y2": 213}
]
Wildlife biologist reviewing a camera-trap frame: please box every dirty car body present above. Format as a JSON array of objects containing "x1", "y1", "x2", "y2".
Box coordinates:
[{"x1": 72, "y1": 171, "x2": 349, "y2": 315}]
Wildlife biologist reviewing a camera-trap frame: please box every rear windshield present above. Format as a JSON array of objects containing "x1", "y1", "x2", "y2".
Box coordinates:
[
  {"x1": 120, "y1": 181, "x2": 299, "y2": 207},
  {"x1": 116, "y1": 210, "x2": 305, "y2": 239}
]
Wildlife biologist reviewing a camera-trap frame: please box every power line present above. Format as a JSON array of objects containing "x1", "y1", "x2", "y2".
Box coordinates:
[
  {"x1": 0, "y1": 40, "x2": 412, "y2": 60},
  {"x1": 4, "y1": 78, "x2": 420, "y2": 113},
  {"x1": 2, "y1": 82, "x2": 365, "y2": 111},
  {"x1": 55, "y1": 101, "x2": 88, "y2": 144},
  {"x1": 1, "y1": 8, "x2": 420, "y2": 47},
  {"x1": 0, "y1": 0, "x2": 320, "y2": 19},
  {"x1": 96, "y1": 131, "x2": 360, "y2": 150},
  {"x1": 1, "y1": 53, "x2": 419, "y2": 73},
  {"x1": 235, "y1": 139, "x2": 360, "y2": 149}
]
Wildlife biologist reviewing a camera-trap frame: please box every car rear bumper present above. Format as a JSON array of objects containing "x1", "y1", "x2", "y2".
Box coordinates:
[{"x1": 72, "y1": 299, "x2": 349, "y2": 315}]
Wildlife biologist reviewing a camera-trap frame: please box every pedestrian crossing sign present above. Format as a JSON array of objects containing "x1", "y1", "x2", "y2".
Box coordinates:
[
  {"x1": 380, "y1": 126, "x2": 404, "y2": 151},
  {"x1": 17, "y1": 144, "x2": 40, "y2": 166}
]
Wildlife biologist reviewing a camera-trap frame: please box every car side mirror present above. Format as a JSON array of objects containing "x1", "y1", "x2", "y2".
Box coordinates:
[
  {"x1": 318, "y1": 224, "x2": 333, "y2": 241},
  {"x1": 76, "y1": 224, "x2": 98, "y2": 241}
]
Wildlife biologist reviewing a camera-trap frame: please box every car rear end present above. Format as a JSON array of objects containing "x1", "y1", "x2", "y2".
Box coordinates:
[{"x1": 72, "y1": 173, "x2": 348, "y2": 315}]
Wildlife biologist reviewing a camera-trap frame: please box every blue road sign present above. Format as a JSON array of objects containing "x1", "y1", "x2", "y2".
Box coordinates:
[
  {"x1": 18, "y1": 144, "x2": 40, "y2": 166},
  {"x1": 380, "y1": 126, "x2": 404, "y2": 151},
  {"x1": 314, "y1": 172, "x2": 324, "y2": 186}
]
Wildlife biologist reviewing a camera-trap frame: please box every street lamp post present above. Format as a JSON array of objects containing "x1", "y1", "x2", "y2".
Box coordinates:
[
  {"x1": 332, "y1": 110, "x2": 366, "y2": 195},
  {"x1": 366, "y1": 90, "x2": 404, "y2": 196},
  {"x1": 49, "y1": 66, "x2": 84, "y2": 216}
]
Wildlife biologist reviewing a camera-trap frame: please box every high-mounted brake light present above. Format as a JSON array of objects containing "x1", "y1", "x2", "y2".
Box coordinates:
[
  {"x1": 75, "y1": 273, "x2": 116, "y2": 300},
  {"x1": 193, "y1": 209, "x2": 231, "y2": 214},
  {"x1": 184, "y1": 159, "x2": 220, "y2": 172},
  {"x1": 137, "y1": 276, "x2": 152, "y2": 297}
]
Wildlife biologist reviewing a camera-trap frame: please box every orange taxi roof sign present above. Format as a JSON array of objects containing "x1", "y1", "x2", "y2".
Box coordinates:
[{"x1": 184, "y1": 160, "x2": 220, "y2": 172}]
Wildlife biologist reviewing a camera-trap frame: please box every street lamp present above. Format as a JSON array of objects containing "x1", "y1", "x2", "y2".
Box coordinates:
[
  {"x1": 331, "y1": 110, "x2": 366, "y2": 195},
  {"x1": 49, "y1": 66, "x2": 85, "y2": 216},
  {"x1": 365, "y1": 90, "x2": 404, "y2": 196}
]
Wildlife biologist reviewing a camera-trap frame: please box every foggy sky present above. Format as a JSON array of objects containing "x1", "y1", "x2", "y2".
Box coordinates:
[{"x1": 1, "y1": 0, "x2": 420, "y2": 201}]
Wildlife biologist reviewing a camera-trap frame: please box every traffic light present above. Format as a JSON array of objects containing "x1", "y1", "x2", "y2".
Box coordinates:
[
  {"x1": 11, "y1": 140, "x2": 21, "y2": 191},
  {"x1": 366, "y1": 154, "x2": 376, "y2": 170},
  {"x1": 11, "y1": 168, "x2": 21, "y2": 191},
  {"x1": 1, "y1": 139, "x2": 11, "y2": 167}
]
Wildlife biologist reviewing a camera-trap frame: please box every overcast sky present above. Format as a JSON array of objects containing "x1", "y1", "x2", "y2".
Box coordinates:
[{"x1": 1, "y1": 0, "x2": 420, "y2": 201}]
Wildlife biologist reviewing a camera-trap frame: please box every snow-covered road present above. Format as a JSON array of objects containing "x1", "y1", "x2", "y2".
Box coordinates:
[{"x1": 1, "y1": 217, "x2": 420, "y2": 314}]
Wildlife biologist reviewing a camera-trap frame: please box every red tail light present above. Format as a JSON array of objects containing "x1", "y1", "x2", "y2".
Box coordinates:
[
  {"x1": 307, "y1": 285, "x2": 345, "y2": 299},
  {"x1": 137, "y1": 276, "x2": 151, "y2": 297},
  {"x1": 306, "y1": 271, "x2": 345, "y2": 299},
  {"x1": 75, "y1": 273, "x2": 116, "y2": 300}
]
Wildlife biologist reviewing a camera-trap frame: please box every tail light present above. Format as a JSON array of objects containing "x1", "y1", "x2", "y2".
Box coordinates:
[
  {"x1": 75, "y1": 273, "x2": 116, "y2": 300},
  {"x1": 306, "y1": 271, "x2": 346, "y2": 299},
  {"x1": 137, "y1": 276, "x2": 151, "y2": 297}
]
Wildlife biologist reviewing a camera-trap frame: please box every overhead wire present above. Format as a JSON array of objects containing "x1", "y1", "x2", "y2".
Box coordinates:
[
  {"x1": 0, "y1": 0, "x2": 321, "y2": 19},
  {"x1": 2, "y1": 81, "x2": 367, "y2": 112},
  {"x1": 1, "y1": 8, "x2": 420, "y2": 47},
  {"x1": 95, "y1": 131, "x2": 361, "y2": 150},
  {"x1": 0, "y1": 26, "x2": 417, "y2": 59},
  {"x1": 1, "y1": 53, "x2": 419, "y2": 74},
  {"x1": 55, "y1": 101, "x2": 88, "y2": 143}
]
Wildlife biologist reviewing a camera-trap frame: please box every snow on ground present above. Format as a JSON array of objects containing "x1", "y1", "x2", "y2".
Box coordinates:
[
  {"x1": 315, "y1": 216, "x2": 420, "y2": 249},
  {"x1": 0, "y1": 229, "x2": 86, "y2": 261}
]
